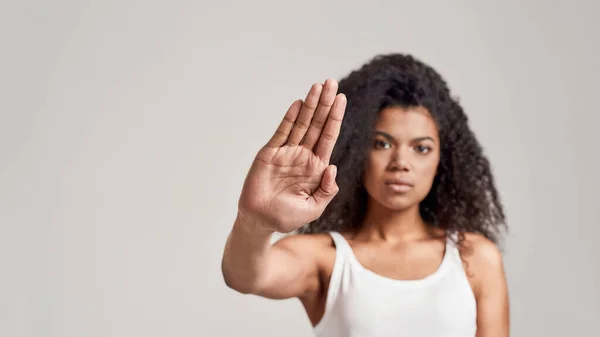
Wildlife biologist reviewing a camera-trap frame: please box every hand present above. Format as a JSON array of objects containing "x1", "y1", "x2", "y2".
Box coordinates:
[{"x1": 237, "y1": 79, "x2": 347, "y2": 233}]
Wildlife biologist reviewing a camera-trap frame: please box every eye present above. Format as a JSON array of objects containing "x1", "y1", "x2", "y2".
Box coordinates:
[
  {"x1": 374, "y1": 140, "x2": 391, "y2": 149},
  {"x1": 415, "y1": 145, "x2": 432, "y2": 154}
]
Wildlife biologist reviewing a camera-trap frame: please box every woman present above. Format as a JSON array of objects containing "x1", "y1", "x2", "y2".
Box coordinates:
[{"x1": 221, "y1": 53, "x2": 509, "y2": 337}]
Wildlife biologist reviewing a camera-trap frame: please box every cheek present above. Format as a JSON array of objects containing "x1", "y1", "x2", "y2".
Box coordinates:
[
  {"x1": 415, "y1": 156, "x2": 440, "y2": 184},
  {"x1": 364, "y1": 154, "x2": 388, "y2": 174},
  {"x1": 362, "y1": 154, "x2": 387, "y2": 186}
]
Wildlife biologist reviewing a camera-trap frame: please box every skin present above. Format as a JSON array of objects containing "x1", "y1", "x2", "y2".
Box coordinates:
[{"x1": 222, "y1": 79, "x2": 510, "y2": 336}]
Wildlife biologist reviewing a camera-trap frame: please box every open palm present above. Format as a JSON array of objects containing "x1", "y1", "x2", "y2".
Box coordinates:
[{"x1": 238, "y1": 79, "x2": 347, "y2": 233}]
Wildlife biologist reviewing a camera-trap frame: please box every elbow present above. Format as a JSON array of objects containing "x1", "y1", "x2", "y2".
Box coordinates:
[
  {"x1": 221, "y1": 262, "x2": 259, "y2": 295},
  {"x1": 222, "y1": 274, "x2": 254, "y2": 295}
]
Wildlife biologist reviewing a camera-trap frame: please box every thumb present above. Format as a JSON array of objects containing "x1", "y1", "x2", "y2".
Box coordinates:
[{"x1": 313, "y1": 165, "x2": 339, "y2": 204}]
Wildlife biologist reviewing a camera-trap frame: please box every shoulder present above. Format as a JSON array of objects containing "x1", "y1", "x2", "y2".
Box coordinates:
[
  {"x1": 459, "y1": 233, "x2": 510, "y2": 332},
  {"x1": 272, "y1": 232, "x2": 336, "y2": 258},
  {"x1": 460, "y1": 232, "x2": 503, "y2": 267},
  {"x1": 458, "y1": 232, "x2": 506, "y2": 297},
  {"x1": 273, "y1": 232, "x2": 338, "y2": 292},
  {"x1": 274, "y1": 231, "x2": 335, "y2": 246}
]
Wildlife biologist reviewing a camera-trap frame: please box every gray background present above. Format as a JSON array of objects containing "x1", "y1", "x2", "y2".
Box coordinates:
[{"x1": 2, "y1": 0, "x2": 599, "y2": 336}]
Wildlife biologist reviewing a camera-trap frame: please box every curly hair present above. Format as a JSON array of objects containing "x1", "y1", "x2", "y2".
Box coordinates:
[{"x1": 300, "y1": 53, "x2": 507, "y2": 246}]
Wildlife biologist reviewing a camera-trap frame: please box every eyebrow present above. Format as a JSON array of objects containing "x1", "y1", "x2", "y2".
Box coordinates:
[{"x1": 375, "y1": 131, "x2": 435, "y2": 143}]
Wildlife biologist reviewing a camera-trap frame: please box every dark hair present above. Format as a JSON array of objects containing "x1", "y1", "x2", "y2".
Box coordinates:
[{"x1": 300, "y1": 53, "x2": 507, "y2": 246}]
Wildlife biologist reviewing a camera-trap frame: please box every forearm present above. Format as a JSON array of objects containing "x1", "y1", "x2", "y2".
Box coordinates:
[{"x1": 221, "y1": 212, "x2": 275, "y2": 294}]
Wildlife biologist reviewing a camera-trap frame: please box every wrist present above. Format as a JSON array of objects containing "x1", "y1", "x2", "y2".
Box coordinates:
[{"x1": 234, "y1": 210, "x2": 275, "y2": 238}]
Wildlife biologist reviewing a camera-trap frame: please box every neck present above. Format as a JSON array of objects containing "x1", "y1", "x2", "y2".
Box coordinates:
[{"x1": 355, "y1": 199, "x2": 433, "y2": 244}]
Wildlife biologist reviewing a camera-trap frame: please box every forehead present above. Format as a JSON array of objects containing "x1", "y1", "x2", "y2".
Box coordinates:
[{"x1": 375, "y1": 105, "x2": 438, "y2": 139}]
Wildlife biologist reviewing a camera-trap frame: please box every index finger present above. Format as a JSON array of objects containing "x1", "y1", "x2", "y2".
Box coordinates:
[
  {"x1": 266, "y1": 99, "x2": 303, "y2": 148},
  {"x1": 314, "y1": 93, "x2": 347, "y2": 163}
]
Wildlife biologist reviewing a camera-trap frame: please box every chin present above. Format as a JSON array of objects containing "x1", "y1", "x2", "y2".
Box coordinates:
[
  {"x1": 373, "y1": 195, "x2": 419, "y2": 212},
  {"x1": 384, "y1": 201, "x2": 416, "y2": 212}
]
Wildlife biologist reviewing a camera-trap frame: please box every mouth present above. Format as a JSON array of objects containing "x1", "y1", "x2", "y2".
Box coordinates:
[{"x1": 384, "y1": 179, "x2": 414, "y2": 193}]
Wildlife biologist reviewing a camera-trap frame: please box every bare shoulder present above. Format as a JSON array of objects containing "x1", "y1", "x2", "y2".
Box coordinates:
[
  {"x1": 459, "y1": 232, "x2": 507, "y2": 297},
  {"x1": 274, "y1": 232, "x2": 334, "y2": 249},
  {"x1": 272, "y1": 232, "x2": 337, "y2": 298},
  {"x1": 273, "y1": 232, "x2": 336, "y2": 264},
  {"x1": 460, "y1": 232, "x2": 504, "y2": 268},
  {"x1": 460, "y1": 233, "x2": 510, "y2": 333}
]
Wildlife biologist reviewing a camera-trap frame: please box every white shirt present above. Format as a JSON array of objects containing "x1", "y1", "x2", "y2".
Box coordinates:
[{"x1": 313, "y1": 231, "x2": 477, "y2": 337}]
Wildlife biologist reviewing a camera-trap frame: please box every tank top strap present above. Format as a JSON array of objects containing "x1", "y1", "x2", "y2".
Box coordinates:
[
  {"x1": 313, "y1": 231, "x2": 349, "y2": 335},
  {"x1": 328, "y1": 231, "x2": 351, "y2": 253},
  {"x1": 445, "y1": 231, "x2": 466, "y2": 267}
]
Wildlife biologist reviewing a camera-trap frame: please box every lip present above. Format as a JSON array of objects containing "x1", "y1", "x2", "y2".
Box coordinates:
[
  {"x1": 384, "y1": 179, "x2": 414, "y2": 193},
  {"x1": 385, "y1": 178, "x2": 414, "y2": 186}
]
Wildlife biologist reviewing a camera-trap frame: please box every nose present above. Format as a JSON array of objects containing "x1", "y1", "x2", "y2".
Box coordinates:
[{"x1": 389, "y1": 149, "x2": 410, "y2": 171}]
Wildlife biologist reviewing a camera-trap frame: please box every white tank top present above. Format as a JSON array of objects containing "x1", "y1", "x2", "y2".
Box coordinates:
[{"x1": 313, "y1": 231, "x2": 477, "y2": 337}]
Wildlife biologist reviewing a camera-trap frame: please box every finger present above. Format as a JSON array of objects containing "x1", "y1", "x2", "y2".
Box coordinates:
[
  {"x1": 315, "y1": 93, "x2": 347, "y2": 164},
  {"x1": 266, "y1": 99, "x2": 303, "y2": 148},
  {"x1": 311, "y1": 165, "x2": 339, "y2": 207},
  {"x1": 286, "y1": 82, "x2": 323, "y2": 146},
  {"x1": 300, "y1": 78, "x2": 339, "y2": 151}
]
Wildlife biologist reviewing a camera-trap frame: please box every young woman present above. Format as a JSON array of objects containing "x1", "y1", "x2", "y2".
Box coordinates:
[{"x1": 221, "y1": 53, "x2": 509, "y2": 337}]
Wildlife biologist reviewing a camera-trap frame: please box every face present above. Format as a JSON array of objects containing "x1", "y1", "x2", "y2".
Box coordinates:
[{"x1": 362, "y1": 105, "x2": 440, "y2": 212}]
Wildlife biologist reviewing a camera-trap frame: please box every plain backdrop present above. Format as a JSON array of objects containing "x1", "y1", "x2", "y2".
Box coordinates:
[{"x1": 1, "y1": 0, "x2": 599, "y2": 336}]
